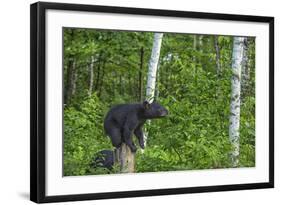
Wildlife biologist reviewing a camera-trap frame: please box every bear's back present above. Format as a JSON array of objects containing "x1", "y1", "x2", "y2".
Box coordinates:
[{"x1": 105, "y1": 103, "x2": 141, "y2": 126}]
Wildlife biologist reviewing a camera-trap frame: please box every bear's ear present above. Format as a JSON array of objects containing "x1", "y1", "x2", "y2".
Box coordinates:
[{"x1": 143, "y1": 100, "x2": 151, "y2": 110}]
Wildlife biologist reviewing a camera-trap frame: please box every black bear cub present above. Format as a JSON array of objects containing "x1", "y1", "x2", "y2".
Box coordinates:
[
  {"x1": 104, "y1": 101, "x2": 168, "y2": 152},
  {"x1": 92, "y1": 150, "x2": 115, "y2": 170}
]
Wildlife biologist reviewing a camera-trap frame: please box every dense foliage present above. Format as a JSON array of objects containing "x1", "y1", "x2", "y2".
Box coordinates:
[{"x1": 63, "y1": 28, "x2": 255, "y2": 176}]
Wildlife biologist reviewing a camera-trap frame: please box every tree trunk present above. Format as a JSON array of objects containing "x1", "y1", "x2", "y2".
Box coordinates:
[
  {"x1": 214, "y1": 36, "x2": 222, "y2": 100},
  {"x1": 64, "y1": 58, "x2": 72, "y2": 104},
  {"x1": 193, "y1": 34, "x2": 197, "y2": 73},
  {"x1": 64, "y1": 30, "x2": 75, "y2": 105},
  {"x1": 112, "y1": 71, "x2": 116, "y2": 96},
  {"x1": 139, "y1": 47, "x2": 144, "y2": 102},
  {"x1": 128, "y1": 72, "x2": 133, "y2": 100},
  {"x1": 88, "y1": 56, "x2": 95, "y2": 96},
  {"x1": 72, "y1": 62, "x2": 77, "y2": 96},
  {"x1": 241, "y1": 38, "x2": 249, "y2": 96},
  {"x1": 144, "y1": 33, "x2": 163, "y2": 149},
  {"x1": 229, "y1": 37, "x2": 245, "y2": 167},
  {"x1": 146, "y1": 33, "x2": 163, "y2": 102},
  {"x1": 130, "y1": 75, "x2": 136, "y2": 102},
  {"x1": 198, "y1": 35, "x2": 203, "y2": 61},
  {"x1": 193, "y1": 35, "x2": 203, "y2": 74},
  {"x1": 65, "y1": 58, "x2": 77, "y2": 105},
  {"x1": 113, "y1": 148, "x2": 120, "y2": 164},
  {"x1": 198, "y1": 35, "x2": 206, "y2": 70},
  {"x1": 119, "y1": 75, "x2": 123, "y2": 95},
  {"x1": 95, "y1": 54, "x2": 102, "y2": 91},
  {"x1": 119, "y1": 143, "x2": 135, "y2": 173},
  {"x1": 98, "y1": 60, "x2": 106, "y2": 97},
  {"x1": 193, "y1": 35, "x2": 197, "y2": 51},
  {"x1": 214, "y1": 36, "x2": 221, "y2": 76}
]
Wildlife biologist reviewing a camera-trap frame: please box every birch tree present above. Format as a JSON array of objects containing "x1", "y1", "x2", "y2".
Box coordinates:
[
  {"x1": 119, "y1": 33, "x2": 163, "y2": 168},
  {"x1": 143, "y1": 33, "x2": 163, "y2": 148},
  {"x1": 146, "y1": 33, "x2": 163, "y2": 102},
  {"x1": 229, "y1": 36, "x2": 245, "y2": 167}
]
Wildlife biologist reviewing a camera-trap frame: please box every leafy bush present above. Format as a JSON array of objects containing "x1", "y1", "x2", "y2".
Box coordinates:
[{"x1": 64, "y1": 94, "x2": 111, "y2": 176}]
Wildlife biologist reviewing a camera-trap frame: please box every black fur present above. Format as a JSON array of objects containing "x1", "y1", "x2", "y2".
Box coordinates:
[
  {"x1": 92, "y1": 150, "x2": 115, "y2": 170},
  {"x1": 104, "y1": 101, "x2": 168, "y2": 152}
]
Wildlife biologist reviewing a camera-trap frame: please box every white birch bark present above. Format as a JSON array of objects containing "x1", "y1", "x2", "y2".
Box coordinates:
[
  {"x1": 229, "y1": 37, "x2": 245, "y2": 167},
  {"x1": 145, "y1": 33, "x2": 163, "y2": 103},
  {"x1": 143, "y1": 33, "x2": 163, "y2": 151}
]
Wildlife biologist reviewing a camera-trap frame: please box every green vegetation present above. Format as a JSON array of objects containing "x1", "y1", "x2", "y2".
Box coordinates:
[{"x1": 63, "y1": 28, "x2": 255, "y2": 176}]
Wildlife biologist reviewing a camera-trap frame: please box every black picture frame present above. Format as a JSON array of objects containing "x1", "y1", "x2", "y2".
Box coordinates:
[{"x1": 30, "y1": 1, "x2": 274, "y2": 203}]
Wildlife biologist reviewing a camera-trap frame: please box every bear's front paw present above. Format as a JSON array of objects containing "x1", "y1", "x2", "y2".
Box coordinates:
[
  {"x1": 139, "y1": 142, "x2": 145, "y2": 149},
  {"x1": 130, "y1": 146, "x2": 137, "y2": 153}
]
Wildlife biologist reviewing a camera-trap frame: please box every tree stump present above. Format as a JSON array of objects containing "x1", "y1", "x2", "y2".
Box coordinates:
[{"x1": 118, "y1": 143, "x2": 135, "y2": 173}]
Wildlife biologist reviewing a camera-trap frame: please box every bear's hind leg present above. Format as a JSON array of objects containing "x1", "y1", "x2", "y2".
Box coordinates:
[{"x1": 106, "y1": 127, "x2": 122, "y2": 148}]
